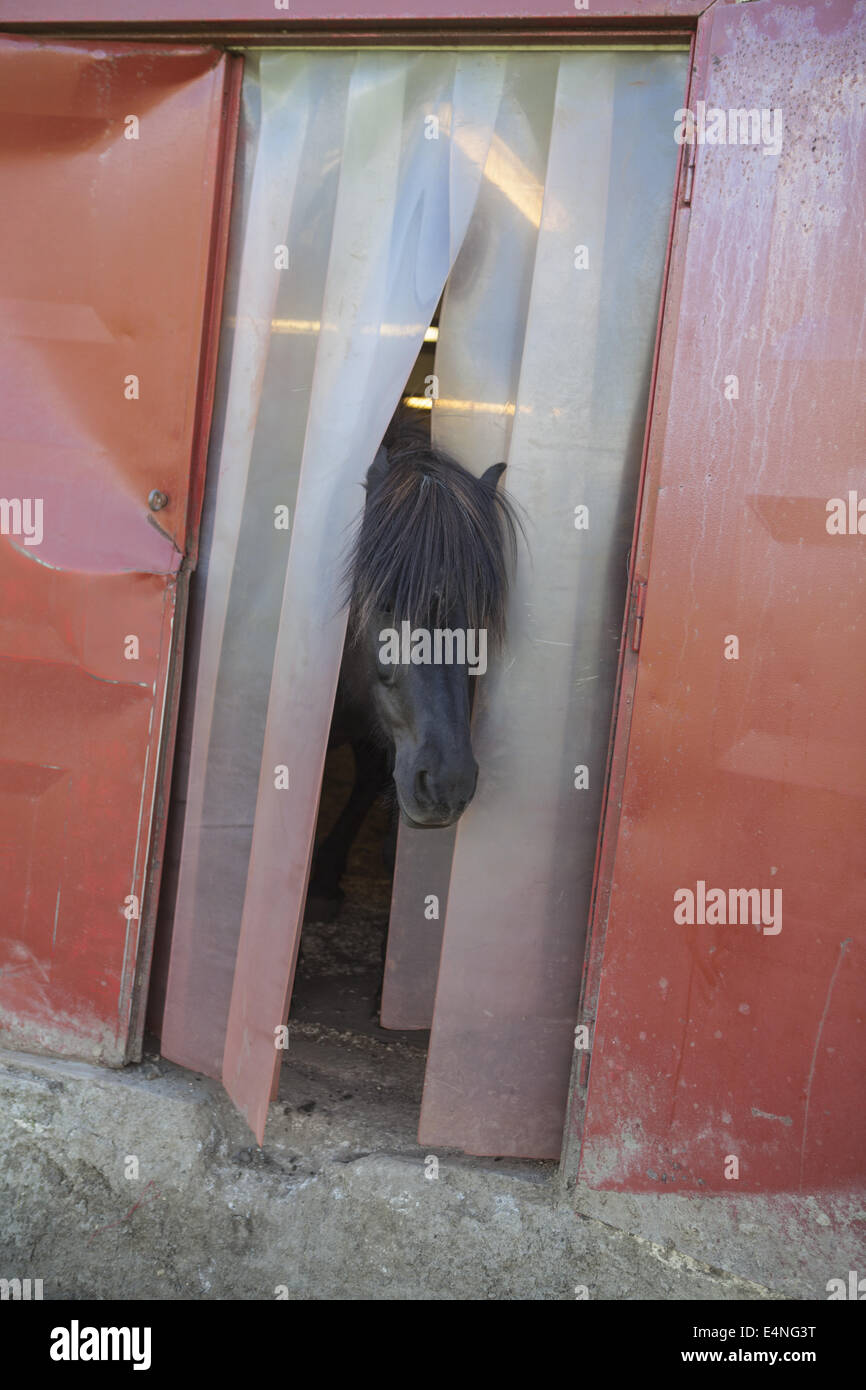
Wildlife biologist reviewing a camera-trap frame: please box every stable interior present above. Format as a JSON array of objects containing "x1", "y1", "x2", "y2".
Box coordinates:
[{"x1": 289, "y1": 314, "x2": 438, "y2": 1067}]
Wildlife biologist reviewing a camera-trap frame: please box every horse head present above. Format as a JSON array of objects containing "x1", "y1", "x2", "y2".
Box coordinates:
[{"x1": 344, "y1": 426, "x2": 519, "y2": 829}]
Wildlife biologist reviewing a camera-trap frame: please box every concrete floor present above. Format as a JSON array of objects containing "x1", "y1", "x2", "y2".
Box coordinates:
[
  {"x1": 2, "y1": 755, "x2": 864, "y2": 1300},
  {"x1": 2, "y1": 1030, "x2": 865, "y2": 1300}
]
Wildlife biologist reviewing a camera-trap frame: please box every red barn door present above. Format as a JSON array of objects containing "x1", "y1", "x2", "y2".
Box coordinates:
[
  {"x1": 569, "y1": 0, "x2": 866, "y2": 1192},
  {"x1": 0, "y1": 38, "x2": 236, "y2": 1063}
]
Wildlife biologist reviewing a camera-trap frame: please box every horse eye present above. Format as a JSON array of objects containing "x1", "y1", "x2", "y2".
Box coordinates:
[{"x1": 377, "y1": 661, "x2": 397, "y2": 687}]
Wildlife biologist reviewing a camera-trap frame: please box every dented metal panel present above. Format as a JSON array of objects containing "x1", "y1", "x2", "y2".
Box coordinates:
[
  {"x1": 0, "y1": 38, "x2": 228, "y2": 1063},
  {"x1": 574, "y1": 0, "x2": 866, "y2": 1191}
]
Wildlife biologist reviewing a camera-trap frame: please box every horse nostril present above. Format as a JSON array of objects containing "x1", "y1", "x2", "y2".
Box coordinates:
[{"x1": 415, "y1": 770, "x2": 431, "y2": 803}]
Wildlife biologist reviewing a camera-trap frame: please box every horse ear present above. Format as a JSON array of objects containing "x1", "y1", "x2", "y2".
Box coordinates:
[
  {"x1": 365, "y1": 444, "x2": 390, "y2": 492},
  {"x1": 481, "y1": 462, "x2": 507, "y2": 492}
]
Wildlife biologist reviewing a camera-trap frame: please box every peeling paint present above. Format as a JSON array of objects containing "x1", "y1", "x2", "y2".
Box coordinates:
[{"x1": 751, "y1": 1107, "x2": 793, "y2": 1127}]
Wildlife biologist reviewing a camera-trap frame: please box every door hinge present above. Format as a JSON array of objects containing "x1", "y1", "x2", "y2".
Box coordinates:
[
  {"x1": 631, "y1": 578, "x2": 647, "y2": 652},
  {"x1": 682, "y1": 139, "x2": 697, "y2": 207}
]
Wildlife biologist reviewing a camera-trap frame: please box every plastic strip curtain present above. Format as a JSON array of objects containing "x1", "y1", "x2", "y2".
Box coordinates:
[
  {"x1": 380, "y1": 54, "x2": 558, "y2": 1028},
  {"x1": 161, "y1": 52, "x2": 506, "y2": 1134},
  {"x1": 408, "y1": 51, "x2": 688, "y2": 1156},
  {"x1": 381, "y1": 53, "x2": 559, "y2": 1029}
]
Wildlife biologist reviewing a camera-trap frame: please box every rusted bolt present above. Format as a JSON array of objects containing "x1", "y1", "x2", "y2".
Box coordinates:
[{"x1": 148, "y1": 489, "x2": 169, "y2": 512}]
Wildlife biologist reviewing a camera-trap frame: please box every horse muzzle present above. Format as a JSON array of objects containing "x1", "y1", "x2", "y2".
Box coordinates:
[{"x1": 395, "y1": 760, "x2": 479, "y2": 829}]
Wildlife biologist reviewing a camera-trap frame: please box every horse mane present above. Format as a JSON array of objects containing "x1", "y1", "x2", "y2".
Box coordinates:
[{"x1": 345, "y1": 412, "x2": 521, "y2": 646}]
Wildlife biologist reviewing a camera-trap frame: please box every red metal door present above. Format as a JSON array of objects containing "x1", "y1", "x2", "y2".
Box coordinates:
[
  {"x1": 569, "y1": 0, "x2": 866, "y2": 1192},
  {"x1": 0, "y1": 37, "x2": 235, "y2": 1063}
]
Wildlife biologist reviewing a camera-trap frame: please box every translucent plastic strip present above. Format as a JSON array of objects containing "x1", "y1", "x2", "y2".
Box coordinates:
[
  {"x1": 419, "y1": 50, "x2": 689, "y2": 1157},
  {"x1": 162, "y1": 57, "x2": 318, "y2": 1077},
  {"x1": 220, "y1": 51, "x2": 507, "y2": 1141},
  {"x1": 381, "y1": 52, "x2": 559, "y2": 1029}
]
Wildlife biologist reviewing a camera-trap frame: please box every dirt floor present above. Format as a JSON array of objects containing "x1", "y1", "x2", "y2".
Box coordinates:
[
  {"x1": 286, "y1": 743, "x2": 473, "y2": 1169},
  {"x1": 293, "y1": 742, "x2": 407, "y2": 1044},
  {"x1": 275, "y1": 742, "x2": 555, "y2": 1189}
]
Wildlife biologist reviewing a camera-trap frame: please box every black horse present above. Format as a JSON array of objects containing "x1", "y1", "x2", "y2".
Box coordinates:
[{"x1": 305, "y1": 412, "x2": 520, "y2": 920}]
